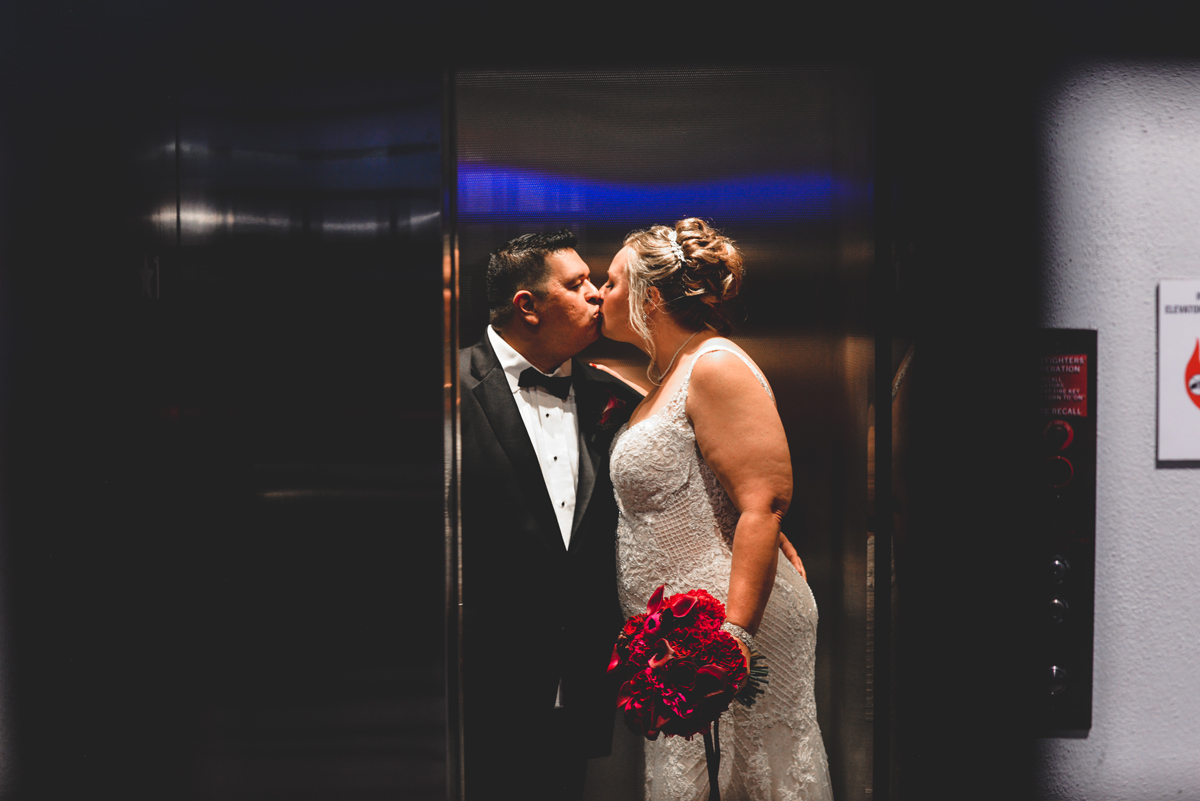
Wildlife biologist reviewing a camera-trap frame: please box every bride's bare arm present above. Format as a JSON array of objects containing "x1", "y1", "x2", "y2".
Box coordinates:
[{"x1": 687, "y1": 349, "x2": 793, "y2": 636}]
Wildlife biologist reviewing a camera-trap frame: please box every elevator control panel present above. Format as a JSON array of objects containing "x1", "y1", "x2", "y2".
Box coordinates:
[{"x1": 1036, "y1": 329, "x2": 1096, "y2": 736}]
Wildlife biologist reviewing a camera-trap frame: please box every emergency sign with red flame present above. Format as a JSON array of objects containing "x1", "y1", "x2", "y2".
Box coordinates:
[
  {"x1": 1187, "y1": 339, "x2": 1200, "y2": 410},
  {"x1": 1159, "y1": 280, "x2": 1200, "y2": 461}
]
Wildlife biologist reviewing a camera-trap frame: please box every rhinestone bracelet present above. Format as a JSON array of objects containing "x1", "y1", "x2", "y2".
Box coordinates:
[{"x1": 720, "y1": 621, "x2": 756, "y2": 653}]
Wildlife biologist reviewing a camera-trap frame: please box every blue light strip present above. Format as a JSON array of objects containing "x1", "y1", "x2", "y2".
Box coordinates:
[{"x1": 458, "y1": 162, "x2": 858, "y2": 224}]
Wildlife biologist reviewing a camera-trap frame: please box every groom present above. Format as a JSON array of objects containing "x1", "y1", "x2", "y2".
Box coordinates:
[{"x1": 458, "y1": 230, "x2": 643, "y2": 801}]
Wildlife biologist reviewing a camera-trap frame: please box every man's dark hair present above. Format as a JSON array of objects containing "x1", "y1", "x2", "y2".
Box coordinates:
[{"x1": 486, "y1": 229, "x2": 578, "y2": 327}]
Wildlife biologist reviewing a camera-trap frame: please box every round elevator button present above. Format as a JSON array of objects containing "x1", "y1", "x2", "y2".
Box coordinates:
[
  {"x1": 1049, "y1": 665, "x2": 1068, "y2": 696},
  {"x1": 1043, "y1": 456, "x2": 1074, "y2": 488},
  {"x1": 1050, "y1": 598, "x2": 1069, "y2": 624},
  {"x1": 1044, "y1": 419, "x2": 1075, "y2": 451},
  {"x1": 1051, "y1": 556, "x2": 1070, "y2": 585}
]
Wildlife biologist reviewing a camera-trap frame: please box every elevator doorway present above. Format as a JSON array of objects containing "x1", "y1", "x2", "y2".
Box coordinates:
[{"x1": 450, "y1": 66, "x2": 875, "y2": 801}]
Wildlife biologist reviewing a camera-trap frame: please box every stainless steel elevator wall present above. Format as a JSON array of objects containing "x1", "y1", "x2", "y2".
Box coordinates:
[{"x1": 0, "y1": 59, "x2": 447, "y2": 798}]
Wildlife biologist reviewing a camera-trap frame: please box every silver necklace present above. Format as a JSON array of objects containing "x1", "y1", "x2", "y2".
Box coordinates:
[{"x1": 648, "y1": 331, "x2": 699, "y2": 386}]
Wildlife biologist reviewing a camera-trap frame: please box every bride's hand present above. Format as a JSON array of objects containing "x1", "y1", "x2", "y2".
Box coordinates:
[{"x1": 588, "y1": 362, "x2": 648, "y2": 396}]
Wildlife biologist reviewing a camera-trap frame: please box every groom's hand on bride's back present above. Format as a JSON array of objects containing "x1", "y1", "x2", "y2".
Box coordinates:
[{"x1": 778, "y1": 531, "x2": 807, "y2": 581}]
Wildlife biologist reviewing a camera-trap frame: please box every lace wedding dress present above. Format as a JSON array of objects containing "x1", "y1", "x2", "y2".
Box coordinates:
[{"x1": 611, "y1": 346, "x2": 834, "y2": 801}]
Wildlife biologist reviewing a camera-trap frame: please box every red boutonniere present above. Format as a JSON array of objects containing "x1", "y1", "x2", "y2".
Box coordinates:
[{"x1": 598, "y1": 392, "x2": 627, "y2": 427}]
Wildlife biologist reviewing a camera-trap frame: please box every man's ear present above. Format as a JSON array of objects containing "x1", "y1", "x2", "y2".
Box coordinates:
[{"x1": 513, "y1": 290, "x2": 539, "y2": 325}]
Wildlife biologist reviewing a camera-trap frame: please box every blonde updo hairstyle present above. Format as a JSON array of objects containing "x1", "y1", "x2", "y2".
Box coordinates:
[{"x1": 622, "y1": 217, "x2": 744, "y2": 360}]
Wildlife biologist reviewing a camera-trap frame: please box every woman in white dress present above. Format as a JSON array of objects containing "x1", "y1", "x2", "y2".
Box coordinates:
[{"x1": 599, "y1": 218, "x2": 833, "y2": 801}]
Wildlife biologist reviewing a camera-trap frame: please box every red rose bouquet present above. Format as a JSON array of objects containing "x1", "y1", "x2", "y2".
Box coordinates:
[{"x1": 608, "y1": 585, "x2": 766, "y2": 741}]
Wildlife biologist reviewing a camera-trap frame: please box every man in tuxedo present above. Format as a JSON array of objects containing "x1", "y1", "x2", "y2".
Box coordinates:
[{"x1": 458, "y1": 230, "x2": 643, "y2": 801}]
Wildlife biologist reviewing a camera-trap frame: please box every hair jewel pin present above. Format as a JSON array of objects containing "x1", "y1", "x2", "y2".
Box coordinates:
[{"x1": 665, "y1": 229, "x2": 687, "y2": 266}]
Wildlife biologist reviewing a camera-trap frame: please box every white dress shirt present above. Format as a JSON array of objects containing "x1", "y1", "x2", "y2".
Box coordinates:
[{"x1": 487, "y1": 326, "x2": 580, "y2": 549}]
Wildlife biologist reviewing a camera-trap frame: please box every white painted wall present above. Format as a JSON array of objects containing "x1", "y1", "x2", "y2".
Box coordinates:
[{"x1": 1036, "y1": 62, "x2": 1200, "y2": 799}]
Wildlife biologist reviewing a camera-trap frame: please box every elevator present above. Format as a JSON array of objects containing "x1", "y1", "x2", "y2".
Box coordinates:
[{"x1": 1, "y1": 6, "x2": 1053, "y2": 800}]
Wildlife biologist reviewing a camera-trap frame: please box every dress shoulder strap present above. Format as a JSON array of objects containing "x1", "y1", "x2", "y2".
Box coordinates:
[{"x1": 681, "y1": 345, "x2": 775, "y2": 403}]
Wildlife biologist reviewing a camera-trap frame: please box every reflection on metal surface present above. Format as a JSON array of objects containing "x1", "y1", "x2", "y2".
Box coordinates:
[
  {"x1": 155, "y1": 202, "x2": 443, "y2": 239},
  {"x1": 170, "y1": 92, "x2": 443, "y2": 250},
  {"x1": 458, "y1": 163, "x2": 848, "y2": 223}
]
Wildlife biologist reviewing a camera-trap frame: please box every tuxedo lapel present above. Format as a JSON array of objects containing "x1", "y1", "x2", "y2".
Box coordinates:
[
  {"x1": 569, "y1": 363, "x2": 607, "y2": 550},
  {"x1": 468, "y1": 339, "x2": 564, "y2": 554}
]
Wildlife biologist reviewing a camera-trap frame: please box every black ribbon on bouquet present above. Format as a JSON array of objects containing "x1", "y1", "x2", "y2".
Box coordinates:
[{"x1": 703, "y1": 719, "x2": 721, "y2": 801}]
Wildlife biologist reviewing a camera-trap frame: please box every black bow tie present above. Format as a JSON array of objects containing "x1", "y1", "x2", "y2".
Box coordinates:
[{"x1": 519, "y1": 367, "x2": 572, "y2": 400}]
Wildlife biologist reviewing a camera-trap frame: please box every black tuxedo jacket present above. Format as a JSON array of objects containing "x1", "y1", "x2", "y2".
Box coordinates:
[{"x1": 458, "y1": 333, "x2": 642, "y2": 769}]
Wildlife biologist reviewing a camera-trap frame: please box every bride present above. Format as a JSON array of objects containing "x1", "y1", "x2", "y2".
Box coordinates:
[{"x1": 599, "y1": 218, "x2": 833, "y2": 801}]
